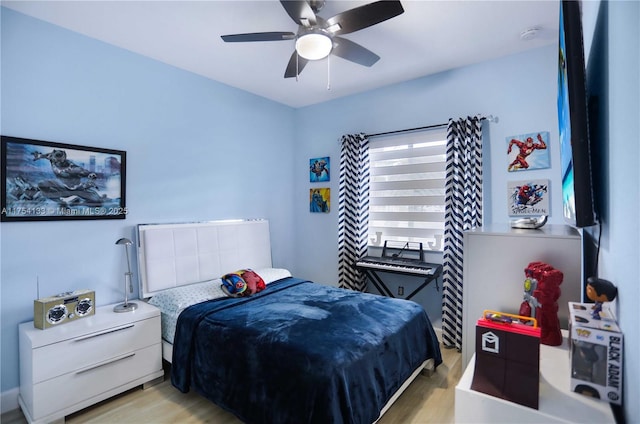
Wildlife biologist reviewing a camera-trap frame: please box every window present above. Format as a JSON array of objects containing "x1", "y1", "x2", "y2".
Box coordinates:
[{"x1": 368, "y1": 128, "x2": 446, "y2": 251}]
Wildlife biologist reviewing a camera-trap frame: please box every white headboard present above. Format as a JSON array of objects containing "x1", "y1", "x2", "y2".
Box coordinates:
[{"x1": 137, "y1": 219, "x2": 272, "y2": 298}]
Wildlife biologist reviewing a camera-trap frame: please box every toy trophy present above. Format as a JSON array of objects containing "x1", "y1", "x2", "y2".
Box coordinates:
[{"x1": 519, "y1": 261, "x2": 564, "y2": 346}]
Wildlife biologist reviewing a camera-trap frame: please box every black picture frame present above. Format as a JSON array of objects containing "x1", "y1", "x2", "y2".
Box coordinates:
[{"x1": 1, "y1": 136, "x2": 127, "y2": 222}]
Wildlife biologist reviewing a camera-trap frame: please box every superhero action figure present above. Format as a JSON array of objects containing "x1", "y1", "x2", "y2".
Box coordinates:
[{"x1": 586, "y1": 277, "x2": 618, "y2": 320}]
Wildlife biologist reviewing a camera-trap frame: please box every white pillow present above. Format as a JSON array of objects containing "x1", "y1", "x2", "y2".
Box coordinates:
[
  {"x1": 148, "y1": 279, "x2": 225, "y2": 316},
  {"x1": 253, "y1": 267, "x2": 292, "y2": 284},
  {"x1": 148, "y1": 279, "x2": 226, "y2": 342}
]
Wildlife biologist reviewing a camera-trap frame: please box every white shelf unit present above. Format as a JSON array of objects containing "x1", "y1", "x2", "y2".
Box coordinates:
[
  {"x1": 18, "y1": 301, "x2": 163, "y2": 424},
  {"x1": 461, "y1": 224, "x2": 582, "y2": 370},
  {"x1": 455, "y1": 332, "x2": 615, "y2": 423}
]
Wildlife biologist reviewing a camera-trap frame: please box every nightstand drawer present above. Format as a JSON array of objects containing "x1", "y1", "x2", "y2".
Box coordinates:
[
  {"x1": 30, "y1": 343, "x2": 161, "y2": 420},
  {"x1": 31, "y1": 316, "x2": 159, "y2": 383}
]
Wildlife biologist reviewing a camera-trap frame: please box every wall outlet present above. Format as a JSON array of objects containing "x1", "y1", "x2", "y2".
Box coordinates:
[{"x1": 398, "y1": 286, "x2": 404, "y2": 295}]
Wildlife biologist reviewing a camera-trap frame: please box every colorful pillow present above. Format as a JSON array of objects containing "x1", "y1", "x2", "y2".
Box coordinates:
[
  {"x1": 221, "y1": 273, "x2": 249, "y2": 297},
  {"x1": 238, "y1": 269, "x2": 266, "y2": 294},
  {"x1": 221, "y1": 269, "x2": 266, "y2": 297}
]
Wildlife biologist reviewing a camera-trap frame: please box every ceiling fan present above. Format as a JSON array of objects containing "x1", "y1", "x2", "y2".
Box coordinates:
[{"x1": 221, "y1": 0, "x2": 404, "y2": 78}]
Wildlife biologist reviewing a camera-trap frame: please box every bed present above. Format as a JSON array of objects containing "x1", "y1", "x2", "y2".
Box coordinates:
[{"x1": 137, "y1": 220, "x2": 442, "y2": 424}]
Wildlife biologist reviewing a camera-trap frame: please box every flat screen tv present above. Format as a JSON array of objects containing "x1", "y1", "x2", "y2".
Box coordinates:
[{"x1": 557, "y1": 0, "x2": 596, "y2": 228}]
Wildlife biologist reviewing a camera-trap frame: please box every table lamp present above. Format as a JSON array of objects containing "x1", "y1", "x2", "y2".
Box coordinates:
[{"x1": 114, "y1": 237, "x2": 138, "y2": 312}]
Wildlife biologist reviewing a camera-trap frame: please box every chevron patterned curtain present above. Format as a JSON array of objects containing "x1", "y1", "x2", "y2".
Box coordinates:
[
  {"x1": 337, "y1": 133, "x2": 370, "y2": 291},
  {"x1": 442, "y1": 116, "x2": 483, "y2": 349}
]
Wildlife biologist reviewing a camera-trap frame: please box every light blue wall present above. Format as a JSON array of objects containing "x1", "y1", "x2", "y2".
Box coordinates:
[
  {"x1": 1, "y1": 8, "x2": 296, "y2": 393},
  {"x1": 581, "y1": 1, "x2": 639, "y2": 422}
]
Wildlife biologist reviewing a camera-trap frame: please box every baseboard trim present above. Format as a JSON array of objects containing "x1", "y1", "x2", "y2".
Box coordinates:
[{"x1": 1, "y1": 387, "x2": 19, "y2": 414}]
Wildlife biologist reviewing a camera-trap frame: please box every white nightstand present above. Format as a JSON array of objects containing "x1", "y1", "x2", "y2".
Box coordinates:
[{"x1": 18, "y1": 301, "x2": 163, "y2": 424}]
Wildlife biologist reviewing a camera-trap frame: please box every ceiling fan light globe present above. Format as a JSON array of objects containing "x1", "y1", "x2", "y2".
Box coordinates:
[{"x1": 295, "y1": 33, "x2": 332, "y2": 60}]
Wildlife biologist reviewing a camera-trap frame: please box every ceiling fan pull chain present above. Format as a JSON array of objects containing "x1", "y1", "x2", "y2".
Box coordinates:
[
  {"x1": 327, "y1": 55, "x2": 331, "y2": 91},
  {"x1": 296, "y1": 53, "x2": 299, "y2": 82}
]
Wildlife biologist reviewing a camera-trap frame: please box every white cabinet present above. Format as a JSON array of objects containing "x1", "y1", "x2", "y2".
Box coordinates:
[
  {"x1": 19, "y1": 301, "x2": 163, "y2": 424},
  {"x1": 455, "y1": 333, "x2": 615, "y2": 423},
  {"x1": 461, "y1": 224, "x2": 582, "y2": 369}
]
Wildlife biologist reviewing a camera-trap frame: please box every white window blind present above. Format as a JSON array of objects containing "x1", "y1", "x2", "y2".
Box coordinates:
[{"x1": 368, "y1": 128, "x2": 446, "y2": 251}]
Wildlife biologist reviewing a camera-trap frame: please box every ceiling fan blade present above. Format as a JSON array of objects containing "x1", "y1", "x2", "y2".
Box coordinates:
[
  {"x1": 280, "y1": 0, "x2": 317, "y2": 26},
  {"x1": 331, "y1": 37, "x2": 380, "y2": 67},
  {"x1": 284, "y1": 51, "x2": 309, "y2": 78},
  {"x1": 221, "y1": 32, "x2": 295, "y2": 43},
  {"x1": 325, "y1": 0, "x2": 404, "y2": 35}
]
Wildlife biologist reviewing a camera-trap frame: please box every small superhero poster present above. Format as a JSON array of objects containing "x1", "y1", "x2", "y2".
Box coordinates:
[
  {"x1": 508, "y1": 179, "x2": 549, "y2": 216},
  {"x1": 309, "y1": 157, "x2": 330, "y2": 182},
  {"x1": 310, "y1": 188, "x2": 330, "y2": 213},
  {"x1": 506, "y1": 131, "x2": 550, "y2": 172}
]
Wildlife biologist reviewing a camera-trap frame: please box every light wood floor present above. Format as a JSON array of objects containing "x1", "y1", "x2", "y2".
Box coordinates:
[{"x1": 2, "y1": 344, "x2": 461, "y2": 424}]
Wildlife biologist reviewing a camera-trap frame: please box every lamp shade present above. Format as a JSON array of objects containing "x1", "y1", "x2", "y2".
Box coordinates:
[{"x1": 295, "y1": 32, "x2": 332, "y2": 60}]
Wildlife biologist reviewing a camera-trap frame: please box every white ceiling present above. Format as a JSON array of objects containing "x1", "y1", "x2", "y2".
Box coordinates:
[{"x1": 2, "y1": 0, "x2": 560, "y2": 108}]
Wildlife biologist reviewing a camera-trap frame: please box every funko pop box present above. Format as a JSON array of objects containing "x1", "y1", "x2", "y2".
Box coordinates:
[{"x1": 568, "y1": 302, "x2": 623, "y2": 405}]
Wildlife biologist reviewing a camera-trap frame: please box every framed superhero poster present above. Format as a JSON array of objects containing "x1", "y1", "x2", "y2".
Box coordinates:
[
  {"x1": 310, "y1": 188, "x2": 330, "y2": 213},
  {"x1": 309, "y1": 156, "x2": 330, "y2": 182},
  {"x1": 1, "y1": 136, "x2": 127, "y2": 222},
  {"x1": 506, "y1": 131, "x2": 550, "y2": 172},
  {"x1": 508, "y1": 179, "x2": 549, "y2": 216}
]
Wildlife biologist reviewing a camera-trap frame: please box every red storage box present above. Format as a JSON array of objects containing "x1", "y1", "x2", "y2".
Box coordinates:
[{"x1": 471, "y1": 311, "x2": 541, "y2": 409}]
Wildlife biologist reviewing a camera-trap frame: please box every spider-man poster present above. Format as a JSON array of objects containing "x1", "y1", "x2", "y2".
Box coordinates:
[{"x1": 508, "y1": 179, "x2": 549, "y2": 216}]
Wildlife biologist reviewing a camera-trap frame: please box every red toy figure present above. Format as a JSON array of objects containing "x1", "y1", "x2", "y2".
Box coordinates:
[{"x1": 524, "y1": 262, "x2": 564, "y2": 346}]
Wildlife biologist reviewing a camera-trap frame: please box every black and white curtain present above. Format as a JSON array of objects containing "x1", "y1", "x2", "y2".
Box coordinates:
[
  {"x1": 442, "y1": 116, "x2": 484, "y2": 349},
  {"x1": 337, "y1": 133, "x2": 370, "y2": 292}
]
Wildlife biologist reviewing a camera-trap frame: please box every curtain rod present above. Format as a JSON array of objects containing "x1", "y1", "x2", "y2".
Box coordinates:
[{"x1": 365, "y1": 115, "x2": 498, "y2": 139}]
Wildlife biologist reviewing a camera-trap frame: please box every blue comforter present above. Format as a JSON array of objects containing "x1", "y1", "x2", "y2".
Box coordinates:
[{"x1": 172, "y1": 277, "x2": 442, "y2": 424}]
